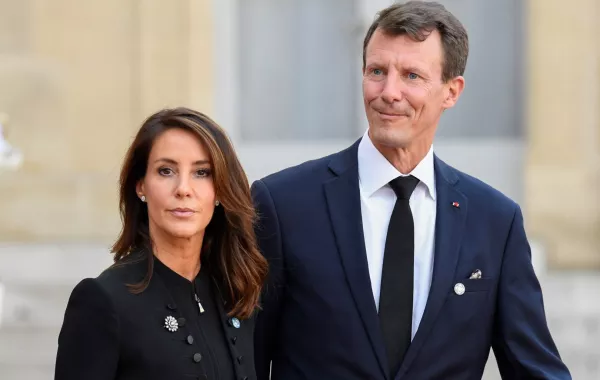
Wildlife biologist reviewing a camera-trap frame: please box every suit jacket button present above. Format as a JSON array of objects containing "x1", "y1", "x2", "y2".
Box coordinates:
[
  {"x1": 167, "y1": 303, "x2": 177, "y2": 310},
  {"x1": 186, "y1": 335, "x2": 194, "y2": 345},
  {"x1": 193, "y1": 353, "x2": 202, "y2": 363},
  {"x1": 178, "y1": 317, "x2": 186, "y2": 327},
  {"x1": 231, "y1": 336, "x2": 237, "y2": 345},
  {"x1": 237, "y1": 355, "x2": 243, "y2": 364}
]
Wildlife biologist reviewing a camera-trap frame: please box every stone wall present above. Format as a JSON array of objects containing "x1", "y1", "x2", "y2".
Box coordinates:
[
  {"x1": 0, "y1": 0, "x2": 214, "y2": 242},
  {"x1": 525, "y1": 0, "x2": 600, "y2": 269},
  {"x1": 0, "y1": 0, "x2": 598, "y2": 267}
]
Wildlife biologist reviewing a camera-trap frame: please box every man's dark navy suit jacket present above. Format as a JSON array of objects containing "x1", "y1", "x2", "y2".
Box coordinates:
[{"x1": 252, "y1": 140, "x2": 571, "y2": 380}]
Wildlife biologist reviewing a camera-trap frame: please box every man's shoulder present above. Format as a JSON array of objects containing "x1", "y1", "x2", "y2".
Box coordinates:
[{"x1": 257, "y1": 146, "x2": 350, "y2": 190}]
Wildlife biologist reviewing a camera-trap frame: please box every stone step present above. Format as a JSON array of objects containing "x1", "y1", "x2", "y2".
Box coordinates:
[
  {"x1": 0, "y1": 243, "x2": 113, "y2": 330},
  {"x1": 0, "y1": 364, "x2": 54, "y2": 380},
  {"x1": 0, "y1": 326, "x2": 58, "y2": 368},
  {"x1": 0, "y1": 242, "x2": 113, "y2": 284},
  {"x1": 1, "y1": 282, "x2": 73, "y2": 328},
  {"x1": 540, "y1": 272, "x2": 600, "y2": 316}
]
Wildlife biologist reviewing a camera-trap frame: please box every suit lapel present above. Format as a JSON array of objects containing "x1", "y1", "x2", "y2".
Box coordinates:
[
  {"x1": 324, "y1": 140, "x2": 389, "y2": 379},
  {"x1": 396, "y1": 157, "x2": 468, "y2": 379}
]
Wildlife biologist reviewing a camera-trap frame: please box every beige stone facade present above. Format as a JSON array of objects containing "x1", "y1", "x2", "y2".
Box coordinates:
[
  {"x1": 525, "y1": 0, "x2": 600, "y2": 269},
  {"x1": 0, "y1": 0, "x2": 213, "y2": 242},
  {"x1": 0, "y1": 0, "x2": 598, "y2": 269}
]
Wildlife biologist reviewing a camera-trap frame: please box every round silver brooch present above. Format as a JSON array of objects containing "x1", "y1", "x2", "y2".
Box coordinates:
[
  {"x1": 454, "y1": 283, "x2": 466, "y2": 296},
  {"x1": 164, "y1": 315, "x2": 179, "y2": 332}
]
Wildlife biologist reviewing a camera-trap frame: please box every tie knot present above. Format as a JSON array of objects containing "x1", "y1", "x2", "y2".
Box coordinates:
[{"x1": 389, "y1": 175, "x2": 419, "y2": 200}]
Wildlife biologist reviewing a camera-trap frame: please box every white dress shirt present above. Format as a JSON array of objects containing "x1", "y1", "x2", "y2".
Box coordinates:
[{"x1": 358, "y1": 131, "x2": 437, "y2": 339}]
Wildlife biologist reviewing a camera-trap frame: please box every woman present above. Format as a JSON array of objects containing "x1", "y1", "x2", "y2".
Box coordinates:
[{"x1": 55, "y1": 107, "x2": 268, "y2": 380}]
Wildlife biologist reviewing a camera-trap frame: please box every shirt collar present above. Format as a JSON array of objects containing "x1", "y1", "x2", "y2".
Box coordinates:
[{"x1": 357, "y1": 130, "x2": 436, "y2": 200}]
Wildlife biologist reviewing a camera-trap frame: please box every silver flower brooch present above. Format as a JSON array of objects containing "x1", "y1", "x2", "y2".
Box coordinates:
[{"x1": 164, "y1": 315, "x2": 179, "y2": 332}]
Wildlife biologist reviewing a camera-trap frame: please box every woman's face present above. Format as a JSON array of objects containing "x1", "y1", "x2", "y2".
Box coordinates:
[{"x1": 137, "y1": 128, "x2": 217, "y2": 242}]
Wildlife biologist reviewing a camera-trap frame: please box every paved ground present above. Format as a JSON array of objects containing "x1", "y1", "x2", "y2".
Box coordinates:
[{"x1": 0, "y1": 243, "x2": 597, "y2": 379}]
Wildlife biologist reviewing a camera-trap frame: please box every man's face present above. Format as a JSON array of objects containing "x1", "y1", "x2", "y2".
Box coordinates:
[{"x1": 362, "y1": 29, "x2": 463, "y2": 152}]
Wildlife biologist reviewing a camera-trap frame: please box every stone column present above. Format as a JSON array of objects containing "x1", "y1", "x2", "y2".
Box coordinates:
[
  {"x1": 525, "y1": 0, "x2": 600, "y2": 269},
  {"x1": 137, "y1": 0, "x2": 214, "y2": 118}
]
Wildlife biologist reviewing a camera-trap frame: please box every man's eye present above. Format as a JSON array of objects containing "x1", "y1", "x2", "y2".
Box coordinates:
[
  {"x1": 372, "y1": 69, "x2": 383, "y2": 76},
  {"x1": 408, "y1": 72, "x2": 419, "y2": 80}
]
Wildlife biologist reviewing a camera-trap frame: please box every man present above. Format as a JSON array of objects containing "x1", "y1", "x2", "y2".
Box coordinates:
[{"x1": 252, "y1": 1, "x2": 571, "y2": 379}]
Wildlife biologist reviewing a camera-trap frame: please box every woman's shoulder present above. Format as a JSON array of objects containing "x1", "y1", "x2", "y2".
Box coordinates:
[
  {"x1": 66, "y1": 251, "x2": 146, "y2": 302},
  {"x1": 96, "y1": 252, "x2": 147, "y2": 290},
  {"x1": 64, "y1": 251, "x2": 161, "y2": 329}
]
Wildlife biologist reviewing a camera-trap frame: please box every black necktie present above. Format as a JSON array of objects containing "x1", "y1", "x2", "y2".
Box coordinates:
[{"x1": 379, "y1": 175, "x2": 419, "y2": 378}]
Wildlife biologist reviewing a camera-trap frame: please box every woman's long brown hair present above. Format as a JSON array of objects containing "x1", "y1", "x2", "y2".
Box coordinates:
[{"x1": 111, "y1": 107, "x2": 268, "y2": 319}]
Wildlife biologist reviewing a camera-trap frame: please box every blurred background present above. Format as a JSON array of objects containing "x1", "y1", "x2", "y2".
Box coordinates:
[{"x1": 0, "y1": 0, "x2": 598, "y2": 379}]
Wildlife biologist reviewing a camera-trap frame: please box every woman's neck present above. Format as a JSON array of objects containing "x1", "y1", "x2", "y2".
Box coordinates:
[{"x1": 152, "y1": 233, "x2": 204, "y2": 282}]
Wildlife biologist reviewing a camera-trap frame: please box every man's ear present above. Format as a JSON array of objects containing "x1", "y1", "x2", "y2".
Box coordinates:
[{"x1": 442, "y1": 76, "x2": 465, "y2": 109}]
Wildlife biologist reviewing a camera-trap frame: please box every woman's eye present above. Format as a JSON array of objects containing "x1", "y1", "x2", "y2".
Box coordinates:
[
  {"x1": 158, "y1": 167, "x2": 174, "y2": 176},
  {"x1": 196, "y1": 169, "x2": 212, "y2": 178}
]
